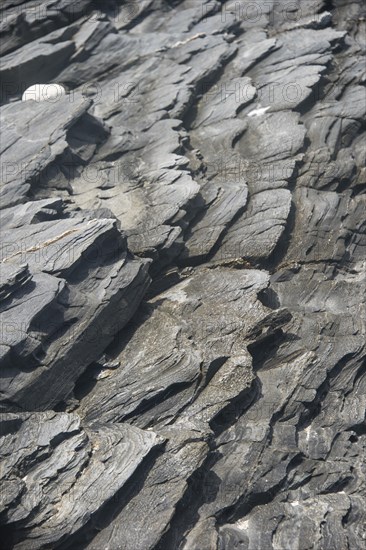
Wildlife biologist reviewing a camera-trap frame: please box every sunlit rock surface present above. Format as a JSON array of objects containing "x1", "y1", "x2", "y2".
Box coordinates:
[{"x1": 0, "y1": 0, "x2": 365, "y2": 548}]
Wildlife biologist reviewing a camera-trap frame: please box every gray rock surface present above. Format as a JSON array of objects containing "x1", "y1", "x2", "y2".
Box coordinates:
[
  {"x1": 0, "y1": 200, "x2": 150, "y2": 411},
  {"x1": 0, "y1": 411, "x2": 163, "y2": 549},
  {"x1": 0, "y1": 0, "x2": 365, "y2": 548}
]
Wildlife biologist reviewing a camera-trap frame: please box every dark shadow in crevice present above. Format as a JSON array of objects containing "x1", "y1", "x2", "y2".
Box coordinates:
[
  {"x1": 297, "y1": 352, "x2": 356, "y2": 431},
  {"x1": 262, "y1": 199, "x2": 297, "y2": 273},
  {"x1": 257, "y1": 286, "x2": 281, "y2": 309},
  {"x1": 247, "y1": 329, "x2": 286, "y2": 370},
  {"x1": 154, "y1": 450, "x2": 222, "y2": 550},
  {"x1": 218, "y1": 451, "x2": 305, "y2": 525},
  {"x1": 210, "y1": 377, "x2": 261, "y2": 436},
  {"x1": 122, "y1": 380, "x2": 194, "y2": 424},
  {"x1": 56, "y1": 443, "x2": 166, "y2": 550}
]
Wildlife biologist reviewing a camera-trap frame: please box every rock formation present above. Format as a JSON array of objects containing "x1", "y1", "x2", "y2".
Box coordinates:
[{"x1": 0, "y1": 0, "x2": 365, "y2": 548}]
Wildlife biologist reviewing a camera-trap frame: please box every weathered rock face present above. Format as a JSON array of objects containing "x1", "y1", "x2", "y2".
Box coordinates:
[
  {"x1": 0, "y1": 411, "x2": 163, "y2": 549},
  {"x1": 0, "y1": 0, "x2": 365, "y2": 549},
  {"x1": 0, "y1": 205, "x2": 151, "y2": 411}
]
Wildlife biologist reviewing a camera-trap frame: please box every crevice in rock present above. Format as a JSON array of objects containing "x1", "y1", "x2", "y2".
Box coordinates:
[
  {"x1": 56, "y1": 444, "x2": 166, "y2": 550},
  {"x1": 123, "y1": 380, "x2": 195, "y2": 425},
  {"x1": 297, "y1": 353, "x2": 357, "y2": 431},
  {"x1": 247, "y1": 329, "x2": 289, "y2": 371},
  {"x1": 154, "y1": 450, "x2": 221, "y2": 550},
  {"x1": 210, "y1": 378, "x2": 261, "y2": 436}
]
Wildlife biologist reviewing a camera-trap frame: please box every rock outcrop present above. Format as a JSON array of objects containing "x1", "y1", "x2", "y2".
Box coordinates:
[{"x1": 0, "y1": 0, "x2": 365, "y2": 548}]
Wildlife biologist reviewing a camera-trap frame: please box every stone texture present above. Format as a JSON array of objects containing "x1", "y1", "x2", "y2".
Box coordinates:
[{"x1": 0, "y1": 0, "x2": 365, "y2": 548}]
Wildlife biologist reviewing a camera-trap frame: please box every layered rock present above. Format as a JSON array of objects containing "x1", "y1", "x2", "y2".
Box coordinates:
[{"x1": 0, "y1": 0, "x2": 365, "y2": 548}]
